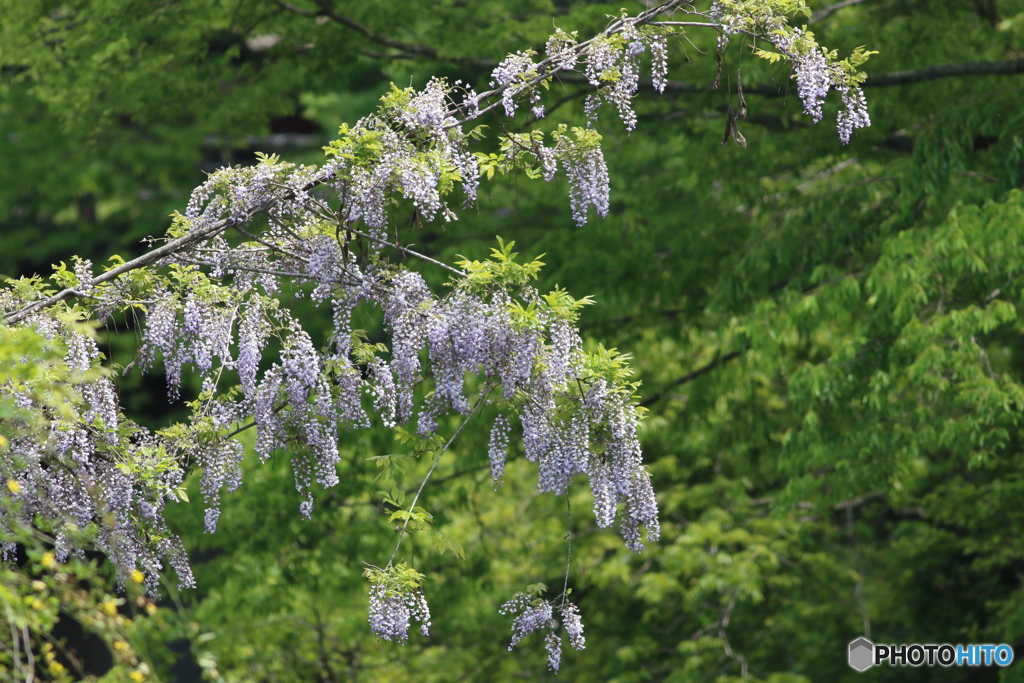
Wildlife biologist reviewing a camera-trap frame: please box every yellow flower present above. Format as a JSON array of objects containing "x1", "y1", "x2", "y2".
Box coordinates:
[
  {"x1": 40, "y1": 552, "x2": 55, "y2": 569},
  {"x1": 129, "y1": 670, "x2": 147, "y2": 682},
  {"x1": 6, "y1": 479, "x2": 20, "y2": 493},
  {"x1": 145, "y1": 603, "x2": 158, "y2": 615},
  {"x1": 31, "y1": 580, "x2": 47, "y2": 592},
  {"x1": 130, "y1": 569, "x2": 145, "y2": 584},
  {"x1": 113, "y1": 640, "x2": 129, "y2": 652},
  {"x1": 101, "y1": 600, "x2": 119, "y2": 617}
]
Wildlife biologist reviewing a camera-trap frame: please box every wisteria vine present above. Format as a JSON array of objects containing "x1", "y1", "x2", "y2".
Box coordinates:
[{"x1": 1, "y1": 0, "x2": 873, "y2": 668}]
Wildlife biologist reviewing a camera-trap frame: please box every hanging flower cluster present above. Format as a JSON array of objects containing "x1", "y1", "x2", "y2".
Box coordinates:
[
  {"x1": 137, "y1": 164, "x2": 661, "y2": 550},
  {"x1": 0, "y1": 282, "x2": 194, "y2": 593},
  {"x1": 712, "y1": 0, "x2": 874, "y2": 144},
  {"x1": 581, "y1": 21, "x2": 672, "y2": 131},
  {"x1": 364, "y1": 564, "x2": 432, "y2": 642},
  {"x1": 479, "y1": 124, "x2": 611, "y2": 226},
  {"x1": 500, "y1": 590, "x2": 586, "y2": 673}
]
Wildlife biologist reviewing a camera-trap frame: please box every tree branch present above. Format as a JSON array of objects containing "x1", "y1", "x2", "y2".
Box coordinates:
[
  {"x1": 809, "y1": 0, "x2": 871, "y2": 23},
  {"x1": 648, "y1": 57, "x2": 1024, "y2": 97},
  {"x1": 3, "y1": 208, "x2": 259, "y2": 326},
  {"x1": 862, "y1": 58, "x2": 1024, "y2": 88},
  {"x1": 640, "y1": 349, "x2": 744, "y2": 407},
  {"x1": 277, "y1": 0, "x2": 497, "y2": 67},
  {"x1": 281, "y1": 0, "x2": 1024, "y2": 97}
]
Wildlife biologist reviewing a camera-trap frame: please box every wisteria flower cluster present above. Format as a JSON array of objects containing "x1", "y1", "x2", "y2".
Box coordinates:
[
  {"x1": 500, "y1": 591, "x2": 586, "y2": 673},
  {"x1": 0, "y1": 291, "x2": 194, "y2": 593},
  {"x1": 711, "y1": 0, "x2": 873, "y2": 144},
  {"x1": 491, "y1": 51, "x2": 539, "y2": 118},
  {"x1": 764, "y1": 28, "x2": 871, "y2": 143},
  {"x1": 580, "y1": 21, "x2": 671, "y2": 131},
  {"x1": 5, "y1": 146, "x2": 655, "y2": 608},
  {"x1": 364, "y1": 564, "x2": 431, "y2": 643},
  {"x1": 481, "y1": 124, "x2": 611, "y2": 226},
  {"x1": 368, "y1": 584, "x2": 432, "y2": 643}
]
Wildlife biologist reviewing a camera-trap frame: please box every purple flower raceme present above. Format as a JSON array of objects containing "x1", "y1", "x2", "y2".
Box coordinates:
[
  {"x1": 545, "y1": 632, "x2": 563, "y2": 672},
  {"x1": 585, "y1": 39, "x2": 618, "y2": 88},
  {"x1": 500, "y1": 594, "x2": 587, "y2": 672},
  {"x1": 564, "y1": 145, "x2": 610, "y2": 226},
  {"x1": 488, "y1": 415, "x2": 511, "y2": 486},
  {"x1": 795, "y1": 48, "x2": 831, "y2": 122},
  {"x1": 492, "y1": 51, "x2": 537, "y2": 118},
  {"x1": 650, "y1": 34, "x2": 669, "y2": 93},
  {"x1": 838, "y1": 87, "x2": 871, "y2": 144},
  {"x1": 562, "y1": 601, "x2": 585, "y2": 651},
  {"x1": 502, "y1": 594, "x2": 555, "y2": 650},
  {"x1": 368, "y1": 583, "x2": 431, "y2": 643},
  {"x1": 546, "y1": 29, "x2": 578, "y2": 72}
]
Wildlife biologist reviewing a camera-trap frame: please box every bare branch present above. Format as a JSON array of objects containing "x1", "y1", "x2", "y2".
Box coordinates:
[
  {"x1": 831, "y1": 491, "x2": 885, "y2": 512},
  {"x1": 346, "y1": 228, "x2": 467, "y2": 278},
  {"x1": 649, "y1": 21, "x2": 723, "y2": 27},
  {"x1": 864, "y1": 58, "x2": 1024, "y2": 88},
  {"x1": 640, "y1": 349, "x2": 744, "y2": 407},
  {"x1": 648, "y1": 57, "x2": 1024, "y2": 97},
  {"x1": 810, "y1": 0, "x2": 871, "y2": 23},
  {"x1": 277, "y1": 0, "x2": 497, "y2": 67},
  {"x1": 4, "y1": 208, "x2": 258, "y2": 326}
]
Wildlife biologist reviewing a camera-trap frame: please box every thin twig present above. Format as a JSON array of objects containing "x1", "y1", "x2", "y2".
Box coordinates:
[
  {"x1": 22, "y1": 622, "x2": 35, "y2": 683},
  {"x1": 650, "y1": 21, "x2": 723, "y2": 27},
  {"x1": 640, "y1": 349, "x2": 744, "y2": 407},
  {"x1": 346, "y1": 227, "x2": 467, "y2": 278},
  {"x1": 3, "y1": 202, "x2": 273, "y2": 326},
  {"x1": 810, "y1": 0, "x2": 871, "y2": 23},
  {"x1": 233, "y1": 223, "x2": 306, "y2": 262},
  {"x1": 386, "y1": 389, "x2": 492, "y2": 568},
  {"x1": 276, "y1": 0, "x2": 495, "y2": 67},
  {"x1": 845, "y1": 501, "x2": 872, "y2": 639},
  {"x1": 717, "y1": 596, "x2": 748, "y2": 678},
  {"x1": 560, "y1": 494, "x2": 573, "y2": 608},
  {"x1": 174, "y1": 256, "x2": 309, "y2": 280}
]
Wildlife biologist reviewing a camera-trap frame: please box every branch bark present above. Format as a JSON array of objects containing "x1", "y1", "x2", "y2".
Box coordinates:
[
  {"x1": 810, "y1": 0, "x2": 871, "y2": 23},
  {"x1": 652, "y1": 58, "x2": 1024, "y2": 96},
  {"x1": 277, "y1": 0, "x2": 497, "y2": 67},
  {"x1": 861, "y1": 58, "x2": 1024, "y2": 88},
  {"x1": 640, "y1": 349, "x2": 744, "y2": 407},
  {"x1": 4, "y1": 208, "x2": 260, "y2": 326}
]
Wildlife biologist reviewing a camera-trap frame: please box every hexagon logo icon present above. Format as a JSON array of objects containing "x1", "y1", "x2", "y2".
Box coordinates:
[{"x1": 849, "y1": 637, "x2": 874, "y2": 672}]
